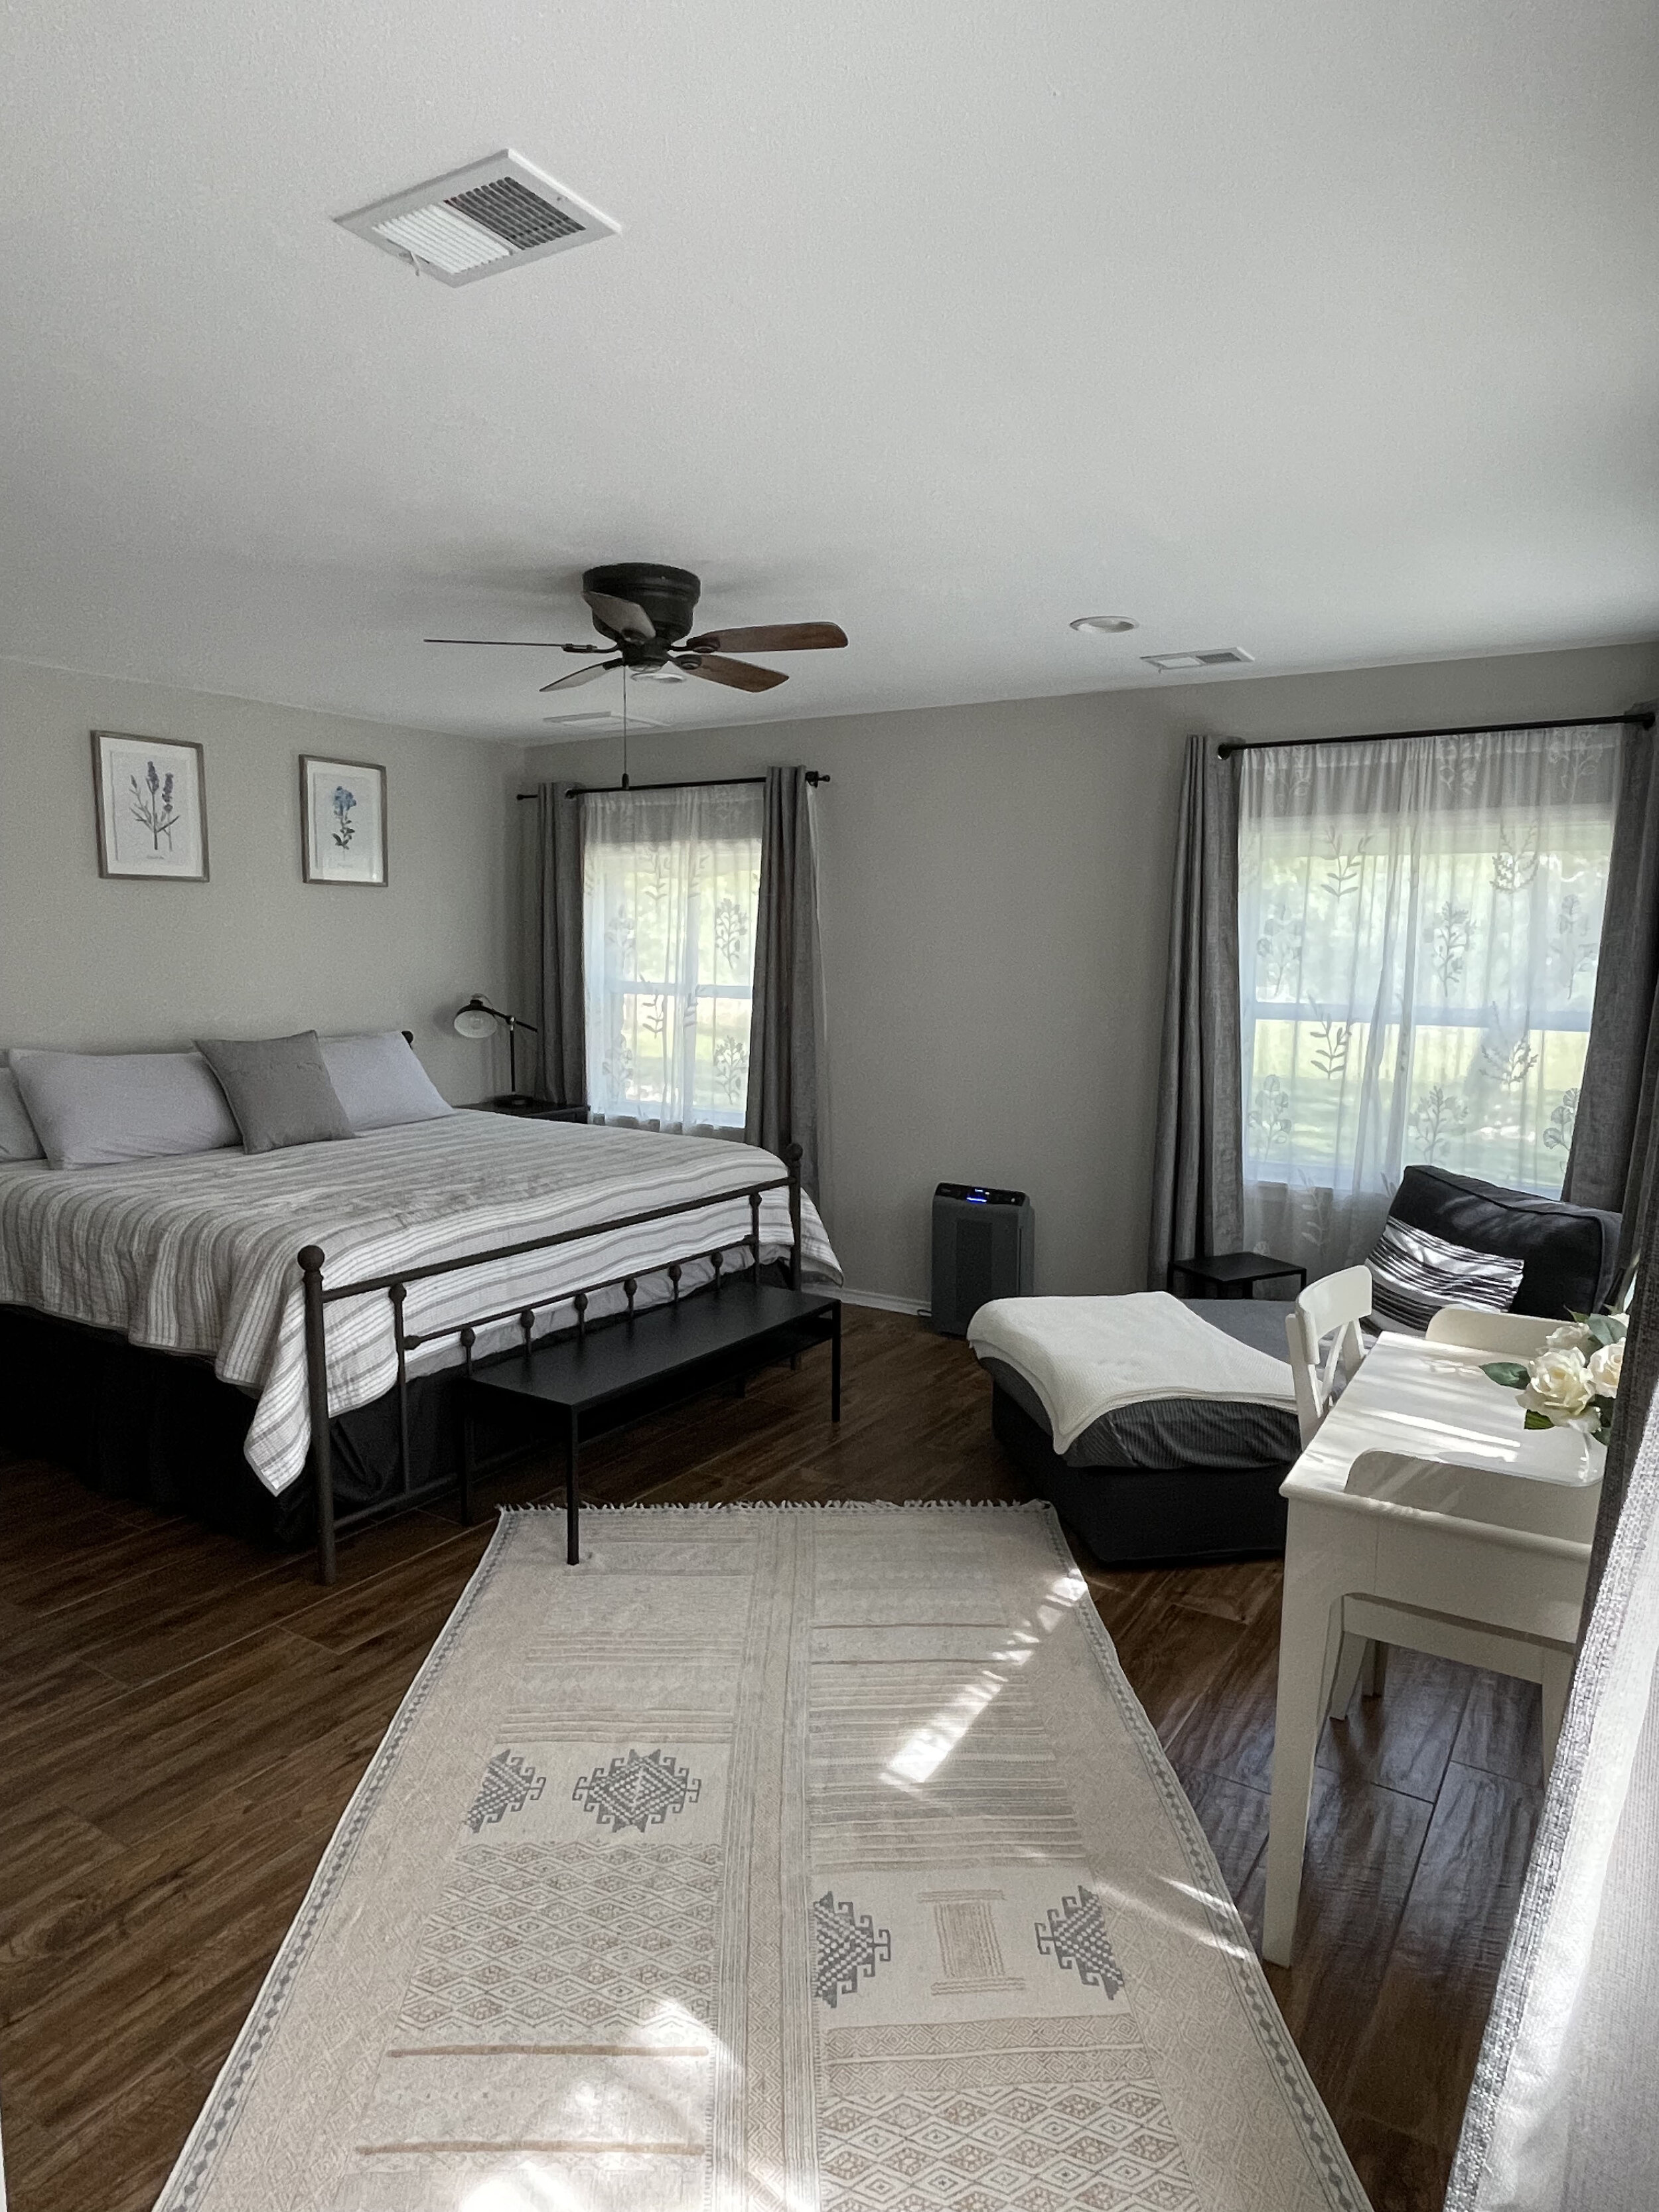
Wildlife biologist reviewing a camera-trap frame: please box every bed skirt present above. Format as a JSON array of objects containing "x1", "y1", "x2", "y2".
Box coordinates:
[
  {"x1": 991, "y1": 1381, "x2": 1289, "y2": 1567},
  {"x1": 0, "y1": 1305, "x2": 541, "y2": 1548}
]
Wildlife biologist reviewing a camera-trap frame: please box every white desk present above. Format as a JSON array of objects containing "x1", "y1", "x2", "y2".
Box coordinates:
[{"x1": 1262, "y1": 1331, "x2": 1600, "y2": 1966}]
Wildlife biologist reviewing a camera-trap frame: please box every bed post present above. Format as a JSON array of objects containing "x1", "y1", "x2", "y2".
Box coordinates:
[
  {"x1": 299, "y1": 1245, "x2": 336, "y2": 1585},
  {"x1": 786, "y1": 1143, "x2": 804, "y2": 1291}
]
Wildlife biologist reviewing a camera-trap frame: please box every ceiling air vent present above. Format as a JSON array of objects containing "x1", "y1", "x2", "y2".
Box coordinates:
[
  {"x1": 1141, "y1": 647, "x2": 1256, "y2": 672},
  {"x1": 543, "y1": 710, "x2": 664, "y2": 732},
  {"x1": 335, "y1": 151, "x2": 619, "y2": 285}
]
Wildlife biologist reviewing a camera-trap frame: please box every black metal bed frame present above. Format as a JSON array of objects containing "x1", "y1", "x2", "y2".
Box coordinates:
[{"x1": 297, "y1": 1143, "x2": 804, "y2": 1583}]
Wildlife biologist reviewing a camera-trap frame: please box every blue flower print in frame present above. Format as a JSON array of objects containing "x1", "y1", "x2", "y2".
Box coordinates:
[
  {"x1": 91, "y1": 731, "x2": 208, "y2": 881},
  {"x1": 301, "y1": 755, "x2": 387, "y2": 886}
]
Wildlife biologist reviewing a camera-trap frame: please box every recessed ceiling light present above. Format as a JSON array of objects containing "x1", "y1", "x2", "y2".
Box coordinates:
[{"x1": 1069, "y1": 616, "x2": 1137, "y2": 634}]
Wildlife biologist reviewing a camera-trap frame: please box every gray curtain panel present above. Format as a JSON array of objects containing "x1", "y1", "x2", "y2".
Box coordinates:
[
  {"x1": 745, "y1": 766, "x2": 826, "y2": 1201},
  {"x1": 1445, "y1": 1169, "x2": 1659, "y2": 2212},
  {"x1": 536, "y1": 780, "x2": 587, "y2": 1105},
  {"x1": 1147, "y1": 734, "x2": 1244, "y2": 1288},
  {"x1": 1564, "y1": 719, "x2": 1659, "y2": 1263}
]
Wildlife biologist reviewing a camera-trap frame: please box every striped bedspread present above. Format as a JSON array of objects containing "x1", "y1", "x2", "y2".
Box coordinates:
[{"x1": 0, "y1": 1112, "x2": 839, "y2": 1497}]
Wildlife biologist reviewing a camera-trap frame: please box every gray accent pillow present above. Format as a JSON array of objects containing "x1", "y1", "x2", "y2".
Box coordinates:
[
  {"x1": 196, "y1": 1032, "x2": 355, "y2": 1155},
  {"x1": 0, "y1": 1066, "x2": 44, "y2": 1160},
  {"x1": 319, "y1": 1031, "x2": 454, "y2": 1132},
  {"x1": 11, "y1": 1048, "x2": 242, "y2": 1169}
]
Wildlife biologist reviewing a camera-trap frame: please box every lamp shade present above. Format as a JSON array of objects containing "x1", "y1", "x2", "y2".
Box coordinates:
[{"x1": 453, "y1": 997, "x2": 498, "y2": 1041}]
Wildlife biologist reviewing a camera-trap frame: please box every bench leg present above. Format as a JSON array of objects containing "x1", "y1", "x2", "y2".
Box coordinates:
[
  {"x1": 565, "y1": 1408, "x2": 581, "y2": 1566},
  {"x1": 459, "y1": 1393, "x2": 475, "y2": 1528},
  {"x1": 831, "y1": 1304, "x2": 842, "y2": 1423}
]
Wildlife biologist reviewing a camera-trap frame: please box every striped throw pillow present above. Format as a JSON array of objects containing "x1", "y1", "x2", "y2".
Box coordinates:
[{"x1": 1366, "y1": 1218, "x2": 1525, "y2": 1333}]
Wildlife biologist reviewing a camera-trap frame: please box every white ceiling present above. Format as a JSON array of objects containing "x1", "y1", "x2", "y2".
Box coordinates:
[{"x1": 3, "y1": 1, "x2": 1656, "y2": 741}]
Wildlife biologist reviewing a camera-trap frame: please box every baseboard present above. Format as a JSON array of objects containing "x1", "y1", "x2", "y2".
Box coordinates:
[{"x1": 839, "y1": 1286, "x2": 930, "y2": 1319}]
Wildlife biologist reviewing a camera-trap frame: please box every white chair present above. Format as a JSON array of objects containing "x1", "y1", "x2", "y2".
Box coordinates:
[
  {"x1": 1284, "y1": 1266, "x2": 1372, "y2": 1447},
  {"x1": 1285, "y1": 1268, "x2": 1386, "y2": 1712},
  {"x1": 1423, "y1": 1306, "x2": 1556, "y2": 1357}
]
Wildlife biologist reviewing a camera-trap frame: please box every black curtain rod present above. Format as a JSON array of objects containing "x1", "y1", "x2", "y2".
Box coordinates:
[
  {"x1": 1215, "y1": 709, "x2": 1651, "y2": 760},
  {"x1": 515, "y1": 771, "x2": 830, "y2": 800}
]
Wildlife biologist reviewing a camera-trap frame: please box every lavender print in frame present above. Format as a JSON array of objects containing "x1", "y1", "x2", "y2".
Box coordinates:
[
  {"x1": 300, "y1": 755, "x2": 387, "y2": 886},
  {"x1": 91, "y1": 731, "x2": 208, "y2": 881}
]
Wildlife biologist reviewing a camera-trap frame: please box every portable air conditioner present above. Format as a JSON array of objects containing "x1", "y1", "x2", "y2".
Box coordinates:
[{"x1": 930, "y1": 1183, "x2": 1034, "y2": 1335}]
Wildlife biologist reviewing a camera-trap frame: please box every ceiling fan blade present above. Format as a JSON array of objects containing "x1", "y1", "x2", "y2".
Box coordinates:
[
  {"x1": 540, "y1": 658, "x2": 624, "y2": 694},
  {"x1": 684, "y1": 623, "x2": 847, "y2": 654},
  {"x1": 581, "y1": 589, "x2": 656, "y2": 641},
  {"x1": 678, "y1": 653, "x2": 789, "y2": 694},
  {"x1": 424, "y1": 638, "x2": 607, "y2": 651}
]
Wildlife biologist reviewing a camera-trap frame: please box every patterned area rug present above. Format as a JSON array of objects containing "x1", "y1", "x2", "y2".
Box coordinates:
[{"x1": 156, "y1": 1505, "x2": 1368, "y2": 2211}]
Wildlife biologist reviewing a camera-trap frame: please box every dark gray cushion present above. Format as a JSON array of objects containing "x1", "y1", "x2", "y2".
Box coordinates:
[
  {"x1": 196, "y1": 1032, "x2": 354, "y2": 1155},
  {"x1": 1387, "y1": 1163, "x2": 1620, "y2": 1320}
]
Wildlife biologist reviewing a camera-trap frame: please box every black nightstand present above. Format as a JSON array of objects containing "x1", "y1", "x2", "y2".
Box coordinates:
[
  {"x1": 476, "y1": 1097, "x2": 591, "y2": 1124},
  {"x1": 1169, "y1": 1250, "x2": 1307, "y2": 1299}
]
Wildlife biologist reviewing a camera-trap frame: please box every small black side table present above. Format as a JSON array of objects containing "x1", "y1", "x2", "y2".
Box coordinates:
[
  {"x1": 1170, "y1": 1251, "x2": 1308, "y2": 1299},
  {"x1": 476, "y1": 1098, "x2": 591, "y2": 1123}
]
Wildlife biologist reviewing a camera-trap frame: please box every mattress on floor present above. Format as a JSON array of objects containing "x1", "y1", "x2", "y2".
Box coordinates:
[{"x1": 980, "y1": 1297, "x2": 1303, "y2": 1470}]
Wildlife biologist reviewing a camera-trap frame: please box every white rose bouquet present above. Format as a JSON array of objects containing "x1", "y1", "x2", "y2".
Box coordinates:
[{"x1": 1482, "y1": 1312, "x2": 1626, "y2": 1447}]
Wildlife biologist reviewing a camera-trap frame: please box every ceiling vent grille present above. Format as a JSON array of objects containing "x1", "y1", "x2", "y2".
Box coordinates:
[
  {"x1": 336, "y1": 151, "x2": 619, "y2": 285},
  {"x1": 543, "y1": 710, "x2": 664, "y2": 732},
  {"x1": 1141, "y1": 647, "x2": 1256, "y2": 672}
]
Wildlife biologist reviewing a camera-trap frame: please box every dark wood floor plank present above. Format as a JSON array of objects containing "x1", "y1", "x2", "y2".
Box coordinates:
[
  {"x1": 1346, "y1": 1759, "x2": 1542, "y2": 2150},
  {"x1": 1102, "y1": 1595, "x2": 1254, "y2": 1741},
  {"x1": 0, "y1": 1309, "x2": 1508, "y2": 2212},
  {"x1": 1262, "y1": 1769, "x2": 1435, "y2": 2116},
  {"x1": 0, "y1": 1507, "x2": 466, "y2": 1690},
  {"x1": 1338, "y1": 2112, "x2": 1454, "y2": 2212},
  {"x1": 1175, "y1": 1768, "x2": 1271, "y2": 1943},
  {"x1": 1317, "y1": 1643, "x2": 1472, "y2": 1804},
  {"x1": 1451, "y1": 1666, "x2": 1546, "y2": 1787},
  {"x1": 1163, "y1": 1593, "x2": 1281, "y2": 1795},
  {"x1": 3, "y1": 2055, "x2": 209, "y2": 2212}
]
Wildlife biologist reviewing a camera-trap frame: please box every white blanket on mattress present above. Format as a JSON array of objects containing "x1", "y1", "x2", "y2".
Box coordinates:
[
  {"x1": 0, "y1": 1112, "x2": 839, "y2": 1496},
  {"x1": 968, "y1": 1291, "x2": 1297, "y2": 1454}
]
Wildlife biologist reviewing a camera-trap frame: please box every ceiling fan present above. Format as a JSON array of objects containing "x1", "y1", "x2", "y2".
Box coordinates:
[{"x1": 427, "y1": 563, "x2": 847, "y2": 696}]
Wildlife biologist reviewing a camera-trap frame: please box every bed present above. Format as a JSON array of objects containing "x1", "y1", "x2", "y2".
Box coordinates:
[
  {"x1": 969, "y1": 1293, "x2": 1301, "y2": 1566},
  {"x1": 0, "y1": 1110, "x2": 839, "y2": 1552}
]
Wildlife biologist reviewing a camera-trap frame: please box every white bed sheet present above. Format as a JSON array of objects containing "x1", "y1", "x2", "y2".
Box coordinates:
[{"x1": 0, "y1": 1112, "x2": 839, "y2": 1495}]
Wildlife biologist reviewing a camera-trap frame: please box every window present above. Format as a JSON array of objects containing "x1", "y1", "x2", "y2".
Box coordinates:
[
  {"x1": 582, "y1": 782, "x2": 763, "y2": 1131},
  {"x1": 1238, "y1": 724, "x2": 1618, "y2": 1270}
]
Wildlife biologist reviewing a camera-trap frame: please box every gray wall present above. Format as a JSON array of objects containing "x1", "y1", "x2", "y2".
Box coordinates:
[
  {"x1": 524, "y1": 640, "x2": 1659, "y2": 1304},
  {"x1": 1, "y1": 659, "x2": 521, "y2": 1100}
]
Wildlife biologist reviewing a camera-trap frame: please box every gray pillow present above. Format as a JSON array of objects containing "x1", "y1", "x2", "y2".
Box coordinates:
[
  {"x1": 11, "y1": 1048, "x2": 242, "y2": 1169},
  {"x1": 319, "y1": 1031, "x2": 454, "y2": 1132},
  {"x1": 0, "y1": 1066, "x2": 44, "y2": 1161},
  {"x1": 196, "y1": 1032, "x2": 355, "y2": 1155}
]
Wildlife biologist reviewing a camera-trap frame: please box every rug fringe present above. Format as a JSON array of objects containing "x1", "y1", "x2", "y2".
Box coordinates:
[{"x1": 498, "y1": 1498, "x2": 1049, "y2": 1516}]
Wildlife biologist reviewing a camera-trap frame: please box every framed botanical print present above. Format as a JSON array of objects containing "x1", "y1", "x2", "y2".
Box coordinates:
[
  {"x1": 91, "y1": 731, "x2": 209, "y2": 881},
  {"x1": 300, "y1": 755, "x2": 388, "y2": 886}
]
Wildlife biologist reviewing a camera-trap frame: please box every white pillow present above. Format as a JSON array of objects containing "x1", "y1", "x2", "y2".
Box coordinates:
[
  {"x1": 0, "y1": 1065, "x2": 44, "y2": 1161},
  {"x1": 319, "y1": 1031, "x2": 454, "y2": 1132},
  {"x1": 10, "y1": 1049, "x2": 242, "y2": 1169}
]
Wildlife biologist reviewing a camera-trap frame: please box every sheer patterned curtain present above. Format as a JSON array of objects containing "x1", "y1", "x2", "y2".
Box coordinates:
[
  {"x1": 1239, "y1": 725, "x2": 1620, "y2": 1276},
  {"x1": 582, "y1": 782, "x2": 764, "y2": 1133}
]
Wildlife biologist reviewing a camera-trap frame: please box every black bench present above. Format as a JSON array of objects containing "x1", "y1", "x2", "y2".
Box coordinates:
[{"x1": 468, "y1": 1280, "x2": 842, "y2": 1562}]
